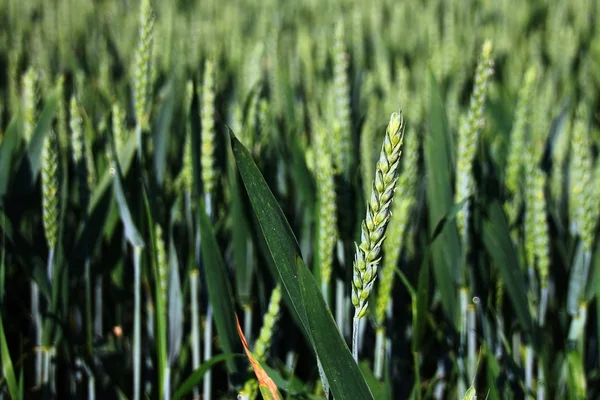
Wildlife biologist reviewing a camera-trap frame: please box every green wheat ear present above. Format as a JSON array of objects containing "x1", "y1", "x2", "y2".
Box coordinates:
[
  {"x1": 306, "y1": 109, "x2": 338, "y2": 301},
  {"x1": 504, "y1": 65, "x2": 537, "y2": 223},
  {"x1": 177, "y1": 80, "x2": 194, "y2": 194},
  {"x1": 569, "y1": 103, "x2": 594, "y2": 250},
  {"x1": 352, "y1": 112, "x2": 404, "y2": 320},
  {"x1": 454, "y1": 40, "x2": 494, "y2": 241},
  {"x1": 112, "y1": 102, "x2": 126, "y2": 154},
  {"x1": 42, "y1": 129, "x2": 60, "y2": 253},
  {"x1": 331, "y1": 20, "x2": 351, "y2": 176},
  {"x1": 22, "y1": 67, "x2": 39, "y2": 145},
  {"x1": 133, "y1": 0, "x2": 155, "y2": 130},
  {"x1": 201, "y1": 59, "x2": 216, "y2": 199}
]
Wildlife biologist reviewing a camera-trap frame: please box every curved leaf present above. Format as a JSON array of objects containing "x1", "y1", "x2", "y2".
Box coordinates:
[
  {"x1": 482, "y1": 202, "x2": 532, "y2": 333},
  {"x1": 172, "y1": 353, "x2": 240, "y2": 400},
  {"x1": 425, "y1": 70, "x2": 460, "y2": 326},
  {"x1": 232, "y1": 135, "x2": 374, "y2": 400}
]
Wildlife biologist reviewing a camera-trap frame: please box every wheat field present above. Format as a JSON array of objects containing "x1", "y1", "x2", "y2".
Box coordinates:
[{"x1": 1, "y1": 0, "x2": 600, "y2": 399}]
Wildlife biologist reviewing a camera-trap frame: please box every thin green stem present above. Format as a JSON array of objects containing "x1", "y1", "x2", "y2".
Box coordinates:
[
  {"x1": 413, "y1": 351, "x2": 422, "y2": 400},
  {"x1": 374, "y1": 327, "x2": 385, "y2": 379},
  {"x1": 190, "y1": 270, "x2": 200, "y2": 399},
  {"x1": 203, "y1": 305, "x2": 213, "y2": 400},
  {"x1": 133, "y1": 246, "x2": 142, "y2": 400},
  {"x1": 352, "y1": 316, "x2": 359, "y2": 361}
]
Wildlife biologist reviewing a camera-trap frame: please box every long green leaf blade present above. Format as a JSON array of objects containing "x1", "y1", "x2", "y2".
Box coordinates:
[
  {"x1": 482, "y1": 201, "x2": 533, "y2": 333},
  {"x1": 198, "y1": 205, "x2": 243, "y2": 374},
  {"x1": 232, "y1": 135, "x2": 374, "y2": 400}
]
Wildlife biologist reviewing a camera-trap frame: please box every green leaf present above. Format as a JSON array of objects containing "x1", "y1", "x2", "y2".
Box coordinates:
[
  {"x1": 0, "y1": 116, "x2": 21, "y2": 205},
  {"x1": 172, "y1": 353, "x2": 240, "y2": 400},
  {"x1": 567, "y1": 242, "x2": 590, "y2": 316},
  {"x1": 167, "y1": 237, "x2": 183, "y2": 364},
  {"x1": 413, "y1": 258, "x2": 430, "y2": 353},
  {"x1": 482, "y1": 201, "x2": 533, "y2": 333},
  {"x1": 0, "y1": 311, "x2": 19, "y2": 400},
  {"x1": 198, "y1": 205, "x2": 243, "y2": 374},
  {"x1": 297, "y1": 256, "x2": 374, "y2": 399},
  {"x1": 153, "y1": 80, "x2": 177, "y2": 184},
  {"x1": 261, "y1": 365, "x2": 314, "y2": 396},
  {"x1": 425, "y1": 70, "x2": 460, "y2": 326},
  {"x1": 429, "y1": 197, "x2": 470, "y2": 244},
  {"x1": 111, "y1": 145, "x2": 144, "y2": 248},
  {"x1": 232, "y1": 135, "x2": 307, "y2": 329},
  {"x1": 232, "y1": 135, "x2": 374, "y2": 400},
  {"x1": 227, "y1": 137, "x2": 254, "y2": 305},
  {"x1": 141, "y1": 182, "x2": 167, "y2": 399},
  {"x1": 88, "y1": 123, "x2": 137, "y2": 213},
  {"x1": 566, "y1": 350, "x2": 586, "y2": 399},
  {"x1": 359, "y1": 361, "x2": 391, "y2": 400}
]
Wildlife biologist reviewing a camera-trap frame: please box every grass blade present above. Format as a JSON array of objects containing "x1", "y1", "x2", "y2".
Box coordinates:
[
  {"x1": 425, "y1": 70, "x2": 460, "y2": 326},
  {"x1": 232, "y1": 134, "x2": 374, "y2": 400},
  {"x1": 482, "y1": 201, "x2": 533, "y2": 333},
  {"x1": 172, "y1": 354, "x2": 240, "y2": 400},
  {"x1": 0, "y1": 116, "x2": 21, "y2": 204},
  {"x1": 197, "y1": 204, "x2": 243, "y2": 374},
  {"x1": 0, "y1": 310, "x2": 19, "y2": 400}
]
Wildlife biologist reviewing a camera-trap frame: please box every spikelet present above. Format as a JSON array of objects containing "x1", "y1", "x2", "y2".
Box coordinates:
[
  {"x1": 524, "y1": 145, "x2": 550, "y2": 284},
  {"x1": 133, "y1": 0, "x2": 155, "y2": 129},
  {"x1": 352, "y1": 112, "x2": 404, "y2": 319},
  {"x1": 376, "y1": 127, "x2": 419, "y2": 325},
  {"x1": 454, "y1": 40, "x2": 494, "y2": 240},
  {"x1": 70, "y1": 96, "x2": 90, "y2": 212},
  {"x1": 314, "y1": 125, "x2": 338, "y2": 295},
  {"x1": 253, "y1": 285, "x2": 282, "y2": 362},
  {"x1": 22, "y1": 68, "x2": 38, "y2": 144},
  {"x1": 201, "y1": 59, "x2": 216, "y2": 198},
  {"x1": 504, "y1": 66, "x2": 537, "y2": 223},
  {"x1": 591, "y1": 153, "x2": 600, "y2": 226},
  {"x1": 568, "y1": 104, "x2": 593, "y2": 249},
  {"x1": 331, "y1": 20, "x2": 352, "y2": 175},
  {"x1": 112, "y1": 102, "x2": 126, "y2": 154},
  {"x1": 42, "y1": 130, "x2": 60, "y2": 252}
]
